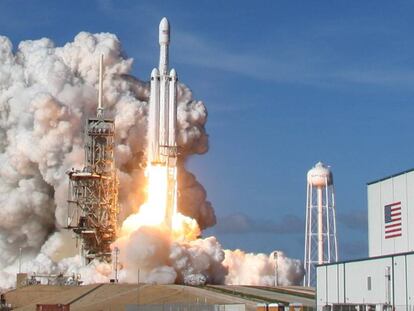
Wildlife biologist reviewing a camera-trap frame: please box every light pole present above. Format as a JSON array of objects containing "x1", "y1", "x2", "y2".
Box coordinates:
[
  {"x1": 19, "y1": 248, "x2": 22, "y2": 273},
  {"x1": 385, "y1": 266, "x2": 391, "y2": 305},
  {"x1": 274, "y1": 251, "x2": 279, "y2": 287},
  {"x1": 114, "y1": 247, "x2": 119, "y2": 283}
]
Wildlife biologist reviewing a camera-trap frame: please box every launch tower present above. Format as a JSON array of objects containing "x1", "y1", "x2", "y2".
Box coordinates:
[
  {"x1": 67, "y1": 55, "x2": 118, "y2": 264},
  {"x1": 304, "y1": 161, "x2": 338, "y2": 287}
]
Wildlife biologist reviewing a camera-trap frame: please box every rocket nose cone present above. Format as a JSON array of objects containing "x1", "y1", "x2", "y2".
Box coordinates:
[
  {"x1": 151, "y1": 68, "x2": 159, "y2": 77},
  {"x1": 159, "y1": 17, "x2": 170, "y2": 44},
  {"x1": 159, "y1": 17, "x2": 169, "y2": 30},
  {"x1": 169, "y1": 68, "x2": 177, "y2": 77}
]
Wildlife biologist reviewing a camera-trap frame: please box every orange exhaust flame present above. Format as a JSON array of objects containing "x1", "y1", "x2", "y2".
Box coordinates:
[{"x1": 120, "y1": 164, "x2": 200, "y2": 241}]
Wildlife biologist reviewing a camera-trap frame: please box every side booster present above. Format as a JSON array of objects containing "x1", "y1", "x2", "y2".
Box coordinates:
[{"x1": 148, "y1": 17, "x2": 178, "y2": 165}]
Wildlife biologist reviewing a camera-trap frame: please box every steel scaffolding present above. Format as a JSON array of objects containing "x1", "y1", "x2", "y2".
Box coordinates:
[{"x1": 66, "y1": 55, "x2": 118, "y2": 264}]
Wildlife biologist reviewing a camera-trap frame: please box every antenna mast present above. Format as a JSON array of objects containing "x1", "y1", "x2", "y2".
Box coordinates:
[{"x1": 97, "y1": 54, "x2": 104, "y2": 118}]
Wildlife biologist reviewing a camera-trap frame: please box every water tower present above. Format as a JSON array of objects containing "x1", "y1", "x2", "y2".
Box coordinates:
[{"x1": 304, "y1": 161, "x2": 338, "y2": 287}]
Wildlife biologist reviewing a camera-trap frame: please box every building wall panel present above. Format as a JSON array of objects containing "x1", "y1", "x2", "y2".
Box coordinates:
[
  {"x1": 405, "y1": 254, "x2": 414, "y2": 307},
  {"x1": 406, "y1": 174, "x2": 414, "y2": 252},
  {"x1": 380, "y1": 178, "x2": 395, "y2": 255},
  {"x1": 392, "y1": 174, "x2": 407, "y2": 254},
  {"x1": 344, "y1": 258, "x2": 392, "y2": 304},
  {"x1": 338, "y1": 263, "x2": 345, "y2": 303},
  {"x1": 316, "y1": 266, "x2": 327, "y2": 306},
  {"x1": 317, "y1": 253, "x2": 414, "y2": 308},
  {"x1": 368, "y1": 170, "x2": 414, "y2": 256},
  {"x1": 368, "y1": 182, "x2": 382, "y2": 257},
  {"x1": 393, "y1": 255, "x2": 407, "y2": 307},
  {"x1": 327, "y1": 265, "x2": 339, "y2": 303}
]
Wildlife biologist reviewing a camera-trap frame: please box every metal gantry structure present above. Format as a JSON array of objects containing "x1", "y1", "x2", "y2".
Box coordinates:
[
  {"x1": 303, "y1": 161, "x2": 338, "y2": 287},
  {"x1": 67, "y1": 55, "x2": 118, "y2": 264}
]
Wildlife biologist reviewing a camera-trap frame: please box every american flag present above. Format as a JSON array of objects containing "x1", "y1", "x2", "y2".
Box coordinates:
[{"x1": 384, "y1": 202, "x2": 402, "y2": 239}]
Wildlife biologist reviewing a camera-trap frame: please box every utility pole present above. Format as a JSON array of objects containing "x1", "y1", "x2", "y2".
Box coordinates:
[
  {"x1": 274, "y1": 251, "x2": 279, "y2": 287},
  {"x1": 137, "y1": 268, "x2": 140, "y2": 310},
  {"x1": 385, "y1": 266, "x2": 391, "y2": 305},
  {"x1": 114, "y1": 247, "x2": 119, "y2": 283},
  {"x1": 19, "y1": 248, "x2": 22, "y2": 273}
]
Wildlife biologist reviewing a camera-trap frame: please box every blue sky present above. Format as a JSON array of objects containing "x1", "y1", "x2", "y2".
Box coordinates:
[{"x1": 3, "y1": 0, "x2": 414, "y2": 261}]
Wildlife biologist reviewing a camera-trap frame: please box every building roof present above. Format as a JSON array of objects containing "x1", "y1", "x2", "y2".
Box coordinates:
[
  {"x1": 366, "y1": 167, "x2": 414, "y2": 185},
  {"x1": 317, "y1": 249, "x2": 414, "y2": 267}
]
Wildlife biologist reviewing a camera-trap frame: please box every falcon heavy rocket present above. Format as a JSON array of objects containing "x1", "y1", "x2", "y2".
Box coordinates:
[{"x1": 147, "y1": 17, "x2": 178, "y2": 229}]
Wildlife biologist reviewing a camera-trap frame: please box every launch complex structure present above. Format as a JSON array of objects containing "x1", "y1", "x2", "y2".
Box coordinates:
[
  {"x1": 66, "y1": 17, "x2": 179, "y2": 264},
  {"x1": 66, "y1": 55, "x2": 119, "y2": 264}
]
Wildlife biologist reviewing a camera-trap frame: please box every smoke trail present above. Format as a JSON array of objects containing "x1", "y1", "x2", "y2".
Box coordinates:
[{"x1": 0, "y1": 32, "x2": 303, "y2": 288}]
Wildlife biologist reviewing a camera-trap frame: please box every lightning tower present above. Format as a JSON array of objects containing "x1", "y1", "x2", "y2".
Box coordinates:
[
  {"x1": 67, "y1": 55, "x2": 118, "y2": 264},
  {"x1": 304, "y1": 161, "x2": 338, "y2": 287},
  {"x1": 147, "y1": 17, "x2": 178, "y2": 229}
]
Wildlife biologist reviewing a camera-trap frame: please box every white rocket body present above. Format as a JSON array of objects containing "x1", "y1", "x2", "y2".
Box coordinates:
[
  {"x1": 148, "y1": 17, "x2": 178, "y2": 165},
  {"x1": 147, "y1": 18, "x2": 178, "y2": 229}
]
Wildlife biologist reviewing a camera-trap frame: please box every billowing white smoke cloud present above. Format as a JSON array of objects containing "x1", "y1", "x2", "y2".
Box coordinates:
[
  {"x1": 112, "y1": 227, "x2": 304, "y2": 286},
  {"x1": 113, "y1": 227, "x2": 227, "y2": 285},
  {"x1": 0, "y1": 32, "x2": 304, "y2": 288},
  {"x1": 223, "y1": 250, "x2": 304, "y2": 286}
]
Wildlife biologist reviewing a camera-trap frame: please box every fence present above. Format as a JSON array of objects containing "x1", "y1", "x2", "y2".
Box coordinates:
[
  {"x1": 316, "y1": 305, "x2": 414, "y2": 311},
  {"x1": 125, "y1": 304, "x2": 245, "y2": 311}
]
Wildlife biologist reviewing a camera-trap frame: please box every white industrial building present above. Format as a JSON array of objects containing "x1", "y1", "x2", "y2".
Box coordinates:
[{"x1": 317, "y1": 169, "x2": 414, "y2": 311}]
